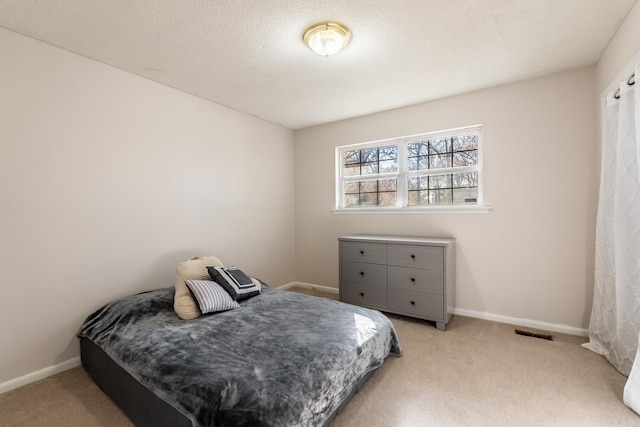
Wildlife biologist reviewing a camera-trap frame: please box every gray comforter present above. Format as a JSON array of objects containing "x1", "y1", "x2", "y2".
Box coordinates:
[{"x1": 78, "y1": 287, "x2": 402, "y2": 427}]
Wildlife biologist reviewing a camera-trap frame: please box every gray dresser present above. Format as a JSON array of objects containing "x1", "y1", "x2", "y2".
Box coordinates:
[{"x1": 338, "y1": 235, "x2": 455, "y2": 330}]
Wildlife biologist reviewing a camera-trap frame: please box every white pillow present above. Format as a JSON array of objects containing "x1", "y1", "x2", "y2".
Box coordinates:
[
  {"x1": 185, "y1": 280, "x2": 240, "y2": 313},
  {"x1": 174, "y1": 256, "x2": 224, "y2": 320}
]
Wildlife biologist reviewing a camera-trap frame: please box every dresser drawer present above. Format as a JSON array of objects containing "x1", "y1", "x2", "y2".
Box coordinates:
[
  {"x1": 340, "y1": 241, "x2": 387, "y2": 264},
  {"x1": 340, "y1": 261, "x2": 387, "y2": 286},
  {"x1": 387, "y1": 244, "x2": 443, "y2": 270},
  {"x1": 387, "y1": 266, "x2": 444, "y2": 295},
  {"x1": 387, "y1": 289, "x2": 444, "y2": 320},
  {"x1": 340, "y1": 282, "x2": 387, "y2": 309}
]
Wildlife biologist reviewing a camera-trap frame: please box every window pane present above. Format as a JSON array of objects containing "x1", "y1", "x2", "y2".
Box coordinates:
[
  {"x1": 430, "y1": 154, "x2": 451, "y2": 169},
  {"x1": 452, "y1": 171, "x2": 478, "y2": 187},
  {"x1": 453, "y1": 187, "x2": 478, "y2": 204},
  {"x1": 379, "y1": 159, "x2": 398, "y2": 173},
  {"x1": 378, "y1": 192, "x2": 397, "y2": 206},
  {"x1": 342, "y1": 145, "x2": 399, "y2": 178},
  {"x1": 408, "y1": 190, "x2": 429, "y2": 206},
  {"x1": 408, "y1": 142, "x2": 429, "y2": 156},
  {"x1": 407, "y1": 156, "x2": 428, "y2": 171},
  {"x1": 418, "y1": 156, "x2": 429, "y2": 170},
  {"x1": 379, "y1": 145, "x2": 398, "y2": 160},
  {"x1": 343, "y1": 164, "x2": 360, "y2": 177},
  {"x1": 362, "y1": 161, "x2": 378, "y2": 175},
  {"x1": 429, "y1": 174, "x2": 451, "y2": 189},
  {"x1": 360, "y1": 193, "x2": 378, "y2": 206},
  {"x1": 345, "y1": 194, "x2": 359, "y2": 207},
  {"x1": 453, "y1": 150, "x2": 477, "y2": 167},
  {"x1": 408, "y1": 191, "x2": 417, "y2": 205},
  {"x1": 343, "y1": 179, "x2": 397, "y2": 207},
  {"x1": 429, "y1": 189, "x2": 452, "y2": 204},
  {"x1": 429, "y1": 138, "x2": 451, "y2": 155},
  {"x1": 345, "y1": 182, "x2": 359, "y2": 193},
  {"x1": 362, "y1": 148, "x2": 379, "y2": 163},
  {"x1": 408, "y1": 157, "x2": 427, "y2": 171},
  {"x1": 343, "y1": 150, "x2": 360, "y2": 165},
  {"x1": 360, "y1": 180, "x2": 378, "y2": 192},
  {"x1": 408, "y1": 176, "x2": 428, "y2": 190},
  {"x1": 379, "y1": 179, "x2": 397, "y2": 191},
  {"x1": 452, "y1": 134, "x2": 478, "y2": 151}
]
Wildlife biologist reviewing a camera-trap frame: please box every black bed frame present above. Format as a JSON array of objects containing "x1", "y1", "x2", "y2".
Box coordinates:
[
  {"x1": 81, "y1": 338, "x2": 191, "y2": 426},
  {"x1": 81, "y1": 337, "x2": 374, "y2": 426}
]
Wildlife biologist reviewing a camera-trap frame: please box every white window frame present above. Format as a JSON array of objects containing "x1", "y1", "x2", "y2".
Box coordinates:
[{"x1": 332, "y1": 125, "x2": 491, "y2": 214}]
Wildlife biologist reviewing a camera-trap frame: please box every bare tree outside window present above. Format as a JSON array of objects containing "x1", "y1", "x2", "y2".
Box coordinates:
[{"x1": 337, "y1": 126, "x2": 482, "y2": 209}]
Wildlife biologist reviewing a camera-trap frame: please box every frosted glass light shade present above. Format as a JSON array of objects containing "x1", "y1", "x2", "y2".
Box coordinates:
[{"x1": 303, "y1": 22, "x2": 352, "y2": 57}]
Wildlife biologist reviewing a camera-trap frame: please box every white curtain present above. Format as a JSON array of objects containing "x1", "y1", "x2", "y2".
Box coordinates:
[{"x1": 584, "y1": 62, "x2": 640, "y2": 383}]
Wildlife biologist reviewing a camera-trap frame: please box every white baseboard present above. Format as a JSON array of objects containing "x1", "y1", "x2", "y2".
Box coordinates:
[
  {"x1": 278, "y1": 281, "x2": 339, "y2": 294},
  {"x1": 453, "y1": 308, "x2": 588, "y2": 337},
  {"x1": 0, "y1": 357, "x2": 81, "y2": 395},
  {"x1": 279, "y1": 282, "x2": 587, "y2": 337}
]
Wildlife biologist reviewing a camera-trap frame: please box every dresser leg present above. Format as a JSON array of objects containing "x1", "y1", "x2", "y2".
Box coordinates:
[{"x1": 436, "y1": 322, "x2": 446, "y2": 331}]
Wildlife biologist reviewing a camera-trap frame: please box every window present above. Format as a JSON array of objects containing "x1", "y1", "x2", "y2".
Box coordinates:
[{"x1": 336, "y1": 125, "x2": 484, "y2": 211}]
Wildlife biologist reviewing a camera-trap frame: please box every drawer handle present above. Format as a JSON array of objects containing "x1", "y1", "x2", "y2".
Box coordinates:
[
  {"x1": 410, "y1": 277, "x2": 416, "y2": 282},
  {"x1": 410, "y1": 254, "x2": 416, "y2": 259},
  {"x1": 360, "y1": 250, "x2": 365, "y2": 255},
  {"x1": 359, "y1": 271, "x2": 365, "y2": 276},
  {"x1": 410, "y1": 300, "x2": 415, "y2": 305},
  {"x1": 359, "y1": 292, "x2": 364, "y2": 297}
]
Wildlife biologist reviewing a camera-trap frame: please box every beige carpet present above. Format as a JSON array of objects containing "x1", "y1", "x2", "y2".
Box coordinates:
[{"x1": 1, "y1": 286, "x2": 638, "y2": 426}]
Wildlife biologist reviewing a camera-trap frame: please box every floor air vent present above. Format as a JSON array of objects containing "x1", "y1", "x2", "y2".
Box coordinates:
[{"x1": 514, "y1": 329, "x2": 553, "y2": 340}]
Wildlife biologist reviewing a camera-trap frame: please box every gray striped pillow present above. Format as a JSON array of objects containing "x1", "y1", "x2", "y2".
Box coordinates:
[{"x1": 185, "y1": 280, "x2": 241, "y2": 314}]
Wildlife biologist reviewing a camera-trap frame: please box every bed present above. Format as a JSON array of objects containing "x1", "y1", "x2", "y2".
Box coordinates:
[{"x1": 77, "y1": 285, "x2": 402, "y2": 426}]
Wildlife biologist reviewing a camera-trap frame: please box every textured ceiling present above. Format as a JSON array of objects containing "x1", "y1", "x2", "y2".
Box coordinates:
[{"x1": 0, "y1": 0, "x2": 636, "y2": 129}]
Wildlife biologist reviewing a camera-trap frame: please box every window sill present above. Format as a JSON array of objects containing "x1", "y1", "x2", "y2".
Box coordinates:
[{"x1": 330, "y1": 205, "x2": 492, "y2": 215}]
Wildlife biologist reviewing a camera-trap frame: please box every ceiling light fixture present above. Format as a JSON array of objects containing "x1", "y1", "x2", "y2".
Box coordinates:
[{"x1": 303, "y1": 22, "x2": 352, "y2": 57}]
